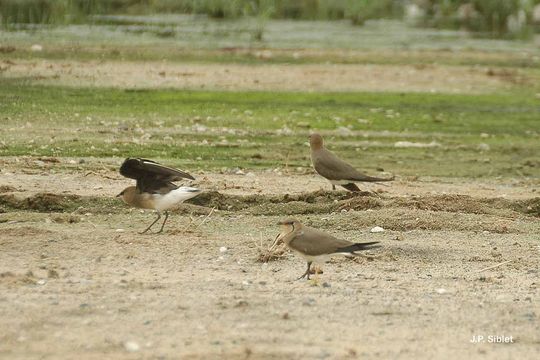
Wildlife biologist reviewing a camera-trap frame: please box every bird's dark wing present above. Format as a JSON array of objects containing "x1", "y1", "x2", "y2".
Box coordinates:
[
  {"x1": 119, "y1": 158, "x2": 195, "y2": 193},
  {"x1": 120, "y1": 158, "x2": 194, "y2": 181}
]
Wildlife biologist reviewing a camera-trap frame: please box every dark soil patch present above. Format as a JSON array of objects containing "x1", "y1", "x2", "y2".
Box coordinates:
[
  {"x1": 1, "y1": 191, "x2": 537, "y2": 223},
  {"x1": 188, "y1": 190, "x2": 353, "y2": 212},
  {"x1": 0, "y1": 192, "x2": 81, "y2": 212},
  {"x1": 0, "y1": 185, "x2": 18, "y2": 193},
  {"x1": 513, "y1": 198, "x2": 540, "y2": 217},
  {"x1": 0, "y1": 192, "x2": 121, "y2": 214}
]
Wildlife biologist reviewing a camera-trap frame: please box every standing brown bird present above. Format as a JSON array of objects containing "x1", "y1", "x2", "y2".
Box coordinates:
[
  {"x1": 117, "y1": 158, "x2": 201, "y2": 233},
  {"x1": 275, "y1": 218, "x2": 381, "y2": 280},
  {"x1": 309, "y1": 133, "x2": 394, "y2": 192}
]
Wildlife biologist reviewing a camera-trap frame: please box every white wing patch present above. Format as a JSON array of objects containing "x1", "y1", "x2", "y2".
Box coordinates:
[{"x1": 152, "y1": 187, "x2": 201, "y2": 211}]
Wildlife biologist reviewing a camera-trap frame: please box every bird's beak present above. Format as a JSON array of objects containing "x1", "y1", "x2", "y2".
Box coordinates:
[{"x1": 116, "y1": 193, "x2": 122, "y2": 198}]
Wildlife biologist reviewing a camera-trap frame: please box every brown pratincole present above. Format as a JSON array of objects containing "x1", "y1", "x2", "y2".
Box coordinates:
[
  {"x1": 274, "y1": 218, "x2": 380, "y2": 280},
  {"x1": 117, "y1": 158, "x2": 201, "y2": 234},
  {"x1": 309, "y1": 133, "x2": 393, "y2": 192}
]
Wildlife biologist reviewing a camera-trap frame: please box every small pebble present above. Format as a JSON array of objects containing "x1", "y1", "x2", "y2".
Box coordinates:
[
  {"x1": 124, "y1": 341, "x2": 140, "y2": 352},
  {"x1": 219, "y1": 246, "x2": 228, "y2": 253},
  {"x1": 370, "y1": 226, "x2": 385, "y2": 233}
]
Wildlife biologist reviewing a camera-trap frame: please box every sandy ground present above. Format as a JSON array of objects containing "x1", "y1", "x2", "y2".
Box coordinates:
[
  {"x1": 0, "y1": 156, "x2": 537, "y2": 200},
  {"x1": 1, "y1": 157, "x2": 539, "y2": 359},
  {"x1": 0, "y1": 59, "x2": 528, "y2": 93}
]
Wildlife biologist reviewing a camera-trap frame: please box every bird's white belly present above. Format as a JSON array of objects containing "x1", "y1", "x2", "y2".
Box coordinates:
[
  {"x1": 299, "y1": 252, "x2": 353, "y2": 264},
  {"x1": 329, "y1": 179, "x2": 353, "y2": 185},
  {"x1": 152, "y1": 187, "x2": 201, "y2": 211},
  {"x1": 299, "y1": 253, "x2": 330, "y2": 264}
]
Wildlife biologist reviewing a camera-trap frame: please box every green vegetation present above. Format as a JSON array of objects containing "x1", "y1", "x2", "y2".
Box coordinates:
[
  {"x1": 2, "y1": 16, "x2": 540, "y2": 68},
  {"x1": 1, "y1": 81, "x2": 538, "y2": 178},
  {"x1": 419, "y1": 0, "x2": 540, "y2": 38},
  {"x1": 2, "y1": 0, "x2": 539, "y2": 38},
  {"x1": 1, "y1": 10, "x2": 538, "y2": 181},
  {"x1": 0, "y1": 0, "x2": 404, "y2": 25}
]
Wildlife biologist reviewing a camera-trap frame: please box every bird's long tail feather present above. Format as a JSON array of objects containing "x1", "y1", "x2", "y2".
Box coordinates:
[
  {"x1": 337, "y1": 241, "x2": 381, "y2": 254},
  {"x1": 352, "y1": 174, "x2": 394, "y2": 183}
]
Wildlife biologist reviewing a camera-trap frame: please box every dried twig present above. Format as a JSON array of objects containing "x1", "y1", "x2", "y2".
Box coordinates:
[
  {"x1": 70, "y1": 206, "x2": 84, "y2": 215},
  {"x1": 183, "y1": 207, "x2": 215, "y2": 232},
  {"x1": 256, "y1": 232, "x2": 287, "y2": 262},
  {"x1": 284, "y1": 151, "x2": 290, "y2": 175},
  {"x1": 193, "y1": 207, "x2": 215, "y2": 230},
  {"x1": 181, "y1": 216, "x2": 195, "y2": 232},
  {"x1": 475, "y1": 260, "x2": 512, "y2": 273},
  {"x1": 86, "y1": 219, "x2": 97, "y2": 228}
]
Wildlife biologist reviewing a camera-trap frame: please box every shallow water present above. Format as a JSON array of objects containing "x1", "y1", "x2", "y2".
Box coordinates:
[{"x1": 1, "y1": 17, "x2": 538, "y2": 52}]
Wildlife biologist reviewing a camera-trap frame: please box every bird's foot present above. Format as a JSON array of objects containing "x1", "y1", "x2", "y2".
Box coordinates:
[{"x1": 297, "y1": 272, "x2": 310, "y2": 281}]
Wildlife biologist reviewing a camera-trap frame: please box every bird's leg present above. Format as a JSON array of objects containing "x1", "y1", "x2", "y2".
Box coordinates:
[
  {"x1": 156, "y1": 211, "x2": 169, "y2": 233},
  {"x1": 140, "y1": 212, "x2": 161, "y2": 234},
  {"x1": 297, "y1": 261, "x2": 312, "y2": 280},
  {"x1": 332, "y1": 184, "x2": 336, "y2": 191}
]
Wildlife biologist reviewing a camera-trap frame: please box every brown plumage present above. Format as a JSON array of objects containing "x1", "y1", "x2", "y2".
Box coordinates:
[
  {"x1": 117, "y1": 158, "x2": 200, "y2": 233},
  {"x1": 276, "y1": 218, "x2": 380, "y2": 280},
  {"x1": 309, "y1": 133, "x2": 393, "y2": 192}
]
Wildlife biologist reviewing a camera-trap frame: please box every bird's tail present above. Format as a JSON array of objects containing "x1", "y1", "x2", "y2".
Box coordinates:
[
  {"x1": 337, "y1": 241, "x2": 381, "y2": 254},
  {"x1": 353, "y1": 174, "x2": 395, "y2": 183}
]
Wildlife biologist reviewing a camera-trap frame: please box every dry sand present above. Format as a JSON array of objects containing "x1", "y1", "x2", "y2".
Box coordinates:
[
  {"x1": 1, "y1": 59, "x2": 528, "y2": 93},
  {"x1": 1, "y1": 157, "x2": 539, "y2": 359}
]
